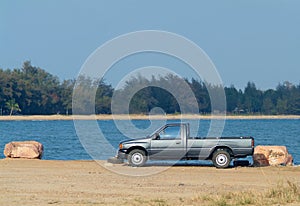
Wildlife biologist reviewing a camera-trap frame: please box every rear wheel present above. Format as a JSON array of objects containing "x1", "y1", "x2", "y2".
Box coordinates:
[
  {"x1": 212, "y1": 149, "x2": 231, "y2": 168},
  {"x1": 128, "y1": 149, "x2": 147, "y2": 167}
]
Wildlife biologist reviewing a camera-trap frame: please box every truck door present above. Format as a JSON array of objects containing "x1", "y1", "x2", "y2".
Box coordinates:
[{"x1": 149, "y1": 124, "x2": 186, "y2": 160}]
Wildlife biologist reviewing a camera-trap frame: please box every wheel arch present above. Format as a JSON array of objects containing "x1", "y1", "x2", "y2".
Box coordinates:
[
  {"x1": 209, "y1": 146, "x2": 233, "y2": 159},
  {"x1": 126, "y1": 146, "x2": 148, "y2": 156}
]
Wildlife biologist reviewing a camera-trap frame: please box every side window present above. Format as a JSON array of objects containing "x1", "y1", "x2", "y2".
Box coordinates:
[{"x1": 158, "y1": 126, "x2": 181, "y2": 140}]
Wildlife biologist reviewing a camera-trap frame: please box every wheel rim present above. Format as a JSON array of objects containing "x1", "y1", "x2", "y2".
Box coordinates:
[
  {"x1": 132, "y1": 153, "x2": 143, "y2": 165},
  {"x1": 216, "y1": 154, "x2": 228, "y2": 166}
]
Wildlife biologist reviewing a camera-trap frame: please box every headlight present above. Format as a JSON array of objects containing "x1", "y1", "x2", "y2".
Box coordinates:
[{"x1": 119, "y1": 144, "x2": 123, "y2": 149}]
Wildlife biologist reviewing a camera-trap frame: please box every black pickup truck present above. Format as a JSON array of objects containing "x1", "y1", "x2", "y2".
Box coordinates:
[{"x1": 114, "y1": 123, "x2": 254, "y2": 168}]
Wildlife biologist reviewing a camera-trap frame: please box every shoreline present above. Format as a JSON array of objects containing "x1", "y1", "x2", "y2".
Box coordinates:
[{"x1": 0, "y1": 114, "x2": 300, "y2": 121}]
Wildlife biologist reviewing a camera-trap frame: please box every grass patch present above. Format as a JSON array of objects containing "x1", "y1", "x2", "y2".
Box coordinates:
[
  {"x1": 131, "y1": 198, "x2": 168, "y2": 206},
  {"x1": 123, "y1": 181, "x2": 300, "y2": 206},
  {"x1": 185, "y1": 180, "x2": 300, "y2": 206},
  {"x1": 265, "y1": 180, "x2": 300, "y2": 205}
]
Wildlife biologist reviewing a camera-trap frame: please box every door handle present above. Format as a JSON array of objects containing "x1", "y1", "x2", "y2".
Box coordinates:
[{"x1": 176, "y1": 142, "x2": 181, "y2": 144}]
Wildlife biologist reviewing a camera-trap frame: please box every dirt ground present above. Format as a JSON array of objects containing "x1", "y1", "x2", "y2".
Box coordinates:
[{"x1": 0, "y1": 159, "x2": 299, "y2": 205}]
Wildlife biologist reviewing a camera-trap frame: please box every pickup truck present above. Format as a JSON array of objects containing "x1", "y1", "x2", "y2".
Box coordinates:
[{"x1": 114, "y1": 123, "x2": 254, "y2": 168}]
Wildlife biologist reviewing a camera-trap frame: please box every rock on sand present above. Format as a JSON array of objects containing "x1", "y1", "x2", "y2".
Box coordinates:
[
  {"x1": 4, "y1": 141, "x2": 43, "y2": 159},
  {"x1": 253, "y1": 145, "x2": 293, "y2": 166}
]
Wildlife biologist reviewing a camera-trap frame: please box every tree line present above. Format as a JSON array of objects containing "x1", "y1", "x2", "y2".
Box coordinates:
[{"x1": 0, "y1": 61, "x2": 299, "y2": 115}]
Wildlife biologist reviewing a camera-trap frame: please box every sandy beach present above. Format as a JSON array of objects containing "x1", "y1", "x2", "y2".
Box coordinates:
[
  {"x1": 0, "y1": 114, "x2": 300, "y2": 121},
  {"x1": 0, "y1": 159, "x2": 300, "y2": 205}
]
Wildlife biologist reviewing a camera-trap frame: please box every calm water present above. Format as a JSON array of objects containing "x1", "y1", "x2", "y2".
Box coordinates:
[{"x1": 0, "y1": 119, "x2": 299, "y2": 165}]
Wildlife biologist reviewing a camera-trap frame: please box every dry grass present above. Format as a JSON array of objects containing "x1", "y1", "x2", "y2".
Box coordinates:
[
  {"x1": 127, "y1": 180, "x2": 300, "y2": 206},
  {"x1": 191, "y1": 180, "x2": 300, "y2": 206}
]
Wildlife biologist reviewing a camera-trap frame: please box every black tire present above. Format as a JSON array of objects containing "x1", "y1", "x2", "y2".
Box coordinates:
[
  {"x1": 128, "y1": 149, "x2": 147, "y2": 167},
  {"x1": 212, "y1": 149, "x2": 231, "y2": 168}
]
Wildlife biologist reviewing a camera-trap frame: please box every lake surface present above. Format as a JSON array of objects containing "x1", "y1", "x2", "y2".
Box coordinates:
[{"x1": 0, "y1": 119, "x2": 299, "y2": 165}]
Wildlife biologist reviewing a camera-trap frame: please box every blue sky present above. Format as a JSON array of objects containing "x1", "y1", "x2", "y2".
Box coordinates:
[{"x1": 1, "y1": 0, "x2": 300, "y2": 89}]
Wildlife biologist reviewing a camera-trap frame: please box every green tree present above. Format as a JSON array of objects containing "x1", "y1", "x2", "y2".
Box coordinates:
[
  {"x1": 262, "y1": 98, "x2": 275, "y2": 114},
  {"x1": 287, "y1": 84, "x2": 300, "y2": 114},
  {"x1": 243, "y1": 82, "x2": 263, "y2": 114},
  {"x1": 1, "y1": 61, "x2": 300, "y2": 115},
  {"x1": 276, "y1": 98, "x2": 288, "y2": 114},
  {"x1": 225, "y1": 86, "x2": 240, "y2": 113},
  {"x1": 189, "y1": 79, "x2": 210, "y2": 113},
  {"x1": 6, "y1": 99, "x2": 21, "y2": 115},
  {"x1": 72, "y1": 75, "x2": 96, "y2": 115},
  {"x1": 95, "y1": 80, "x2": 113, "y2": 114},
  {"x1": 60, "y1": 79, "x2": 75, "y2": 115},
  {"x1": 261, "y1": 89, "x2": 277, "y2": 114}
]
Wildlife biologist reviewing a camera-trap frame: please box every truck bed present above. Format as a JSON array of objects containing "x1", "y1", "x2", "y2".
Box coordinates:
[{"x1": 189, "y1": 136, "x2": 253, "y2": 140}]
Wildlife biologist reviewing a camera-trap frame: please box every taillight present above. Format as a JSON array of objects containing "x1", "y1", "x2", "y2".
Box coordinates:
[{"x1": 251, "y1": 139, "x2": 254, "y2": 147}]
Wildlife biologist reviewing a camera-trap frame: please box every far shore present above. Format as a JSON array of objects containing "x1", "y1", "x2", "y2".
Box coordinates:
[{"x1": 0, "y1": 114, "x2": 300, "y2": 121}]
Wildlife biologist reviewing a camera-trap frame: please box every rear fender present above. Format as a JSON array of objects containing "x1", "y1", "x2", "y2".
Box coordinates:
[{"x1": 209, "y1": 146, "x2": 233, "y2": 159}]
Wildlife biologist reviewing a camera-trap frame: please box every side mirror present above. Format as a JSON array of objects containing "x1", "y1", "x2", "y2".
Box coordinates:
[{"x1": 154, "y1": 133, "x2": 160, "y2": 140}]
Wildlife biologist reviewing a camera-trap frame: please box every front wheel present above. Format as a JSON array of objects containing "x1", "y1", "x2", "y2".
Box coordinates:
[
  {"x1": 212, "y1": 149, "x2": 231, "y2": 168},
  {"x1": 128, "y1": 149, "x2": 147, "y2": 167}
]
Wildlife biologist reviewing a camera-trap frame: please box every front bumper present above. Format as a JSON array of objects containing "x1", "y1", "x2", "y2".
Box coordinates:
[{"x1": 117, "y1": 149, "x2": 127, "y2": 160}]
